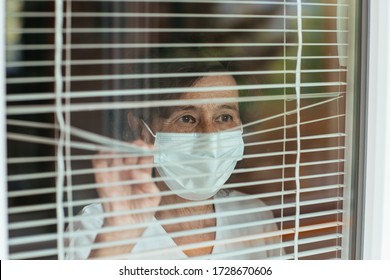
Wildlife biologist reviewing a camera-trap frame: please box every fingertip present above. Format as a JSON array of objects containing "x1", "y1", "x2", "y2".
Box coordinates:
[
  {"x1": 93, "y1": 149, "x2": 121, "y2": 170},
  {"x1": 132, "y1": 139, "x2": 154, "y2": 150},
  {"x1": 147, "y1": 143, "x2": 155, "y2": 150},
  {"x1": 92, "y1": 155, "x2": 108, "y2": 168},
  {"x1": 132, "y1": 139, "x2": 147, "y2": 147},
  {"x1": 138, "y1": 152, "x2": 154, "y2": 167},
  {"x1": 124, "y1": 155, "x2": 137, "y2": 165}
]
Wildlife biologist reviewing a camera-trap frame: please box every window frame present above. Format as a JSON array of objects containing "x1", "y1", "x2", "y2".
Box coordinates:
[
  {"x1": 341, "y1": 0, "x2": 369, "y2": 260},
  {"x1": 363, "y1": 0, "x2": 390, "y2": 260}
]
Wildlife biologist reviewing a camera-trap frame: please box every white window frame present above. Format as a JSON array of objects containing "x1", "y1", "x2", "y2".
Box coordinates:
[{"x1": 363, "y1": 0, "x2": 390, "y2": 260}]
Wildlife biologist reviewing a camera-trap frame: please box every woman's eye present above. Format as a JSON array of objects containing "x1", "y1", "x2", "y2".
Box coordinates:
[
  {"x1": 217, "y1": 114, "x2": 233, "y2": 122},
  {"x1": 179, "y1": 115, "x2": 196, "y2": 123}
]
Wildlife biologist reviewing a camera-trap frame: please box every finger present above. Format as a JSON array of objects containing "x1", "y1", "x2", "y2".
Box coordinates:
[
  {"x1": 92, "y1": 153, "x2": 110, "y2": 184},
  {"x1": 92, "y1": 150, "x2": 115, "y2": 169},
  {"x1": 132, "y1": 139, "x2": 153, "y2": 152},
  {"x1": 92, "y1": 151, "x2": 126, "y2": 199},
  {"x1": 123, "y1": 153, "x2": 138, "y2": 167},
  {"x1": 137, "y1": 153, "x2": 154, "y2": 175},
  {"x1": 133, "y1": 172, "x2": 159, "y2": 200},
  {"x1": 134, "y1": 140, "x2": 154, "y2": 174},
  {"x1": 126, "y1": 140, "x2": 157, "y2": 194}
]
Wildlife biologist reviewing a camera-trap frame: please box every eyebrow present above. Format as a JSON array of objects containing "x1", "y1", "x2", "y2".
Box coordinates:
[
  {"x1": 162, "y1": 106, "x2": 196, "y2": 118},
  {"x1": 174, "y1": 105, "x2": 197, "y2": 112},
  {"x1": 218, "y1": 104, "x2": 239, "y2": 111},
  {"x1": 174, "y1": 104, "x2": 238, "y2": 111},
  {"x1": 165, "y1": 104, "x2": 239, "y2": 118}
]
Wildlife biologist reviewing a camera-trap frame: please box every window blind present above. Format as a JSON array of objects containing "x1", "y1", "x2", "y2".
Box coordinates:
[{"x1": 4, "y1": 0, "x2": 357, "y2": 260}]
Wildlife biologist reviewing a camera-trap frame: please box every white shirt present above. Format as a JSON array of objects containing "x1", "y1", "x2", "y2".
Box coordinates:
[{"x1": 65, "y1": 190, "x2": 281, "y2": 260}]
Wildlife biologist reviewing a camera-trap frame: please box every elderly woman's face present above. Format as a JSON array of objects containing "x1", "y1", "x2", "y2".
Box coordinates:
[{"x1": 154, "y1": 75, "x2": 241, "y2": 133}]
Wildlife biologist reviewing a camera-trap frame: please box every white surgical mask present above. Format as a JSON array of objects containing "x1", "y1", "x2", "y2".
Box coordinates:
[{"x1": 142, "y1": 121, "x2": 244, "y2": 200}]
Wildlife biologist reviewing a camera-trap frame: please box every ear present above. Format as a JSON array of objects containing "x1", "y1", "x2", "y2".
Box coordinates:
[
  {"x1": 127, "y1": 111, "x2": 142, "y2": 139},
  {"x1": 127, "y1": 111, "x2": 139, "y2": 128},
  {"x1": 140, "y1": 123, "x2": 154, "y2": 144},
  {"x1": 127, "y1": 111, "x2": 154, "y2": 144}
]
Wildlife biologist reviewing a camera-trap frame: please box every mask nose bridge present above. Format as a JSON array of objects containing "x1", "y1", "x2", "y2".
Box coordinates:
[{"x1": 194, "y1": 133, "x2": 219, "y2": 156}]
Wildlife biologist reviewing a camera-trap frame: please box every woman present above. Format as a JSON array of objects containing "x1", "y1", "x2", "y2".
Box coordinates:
[{"x1": 66, "y1": 61, "x2": 281, "y2": 259}]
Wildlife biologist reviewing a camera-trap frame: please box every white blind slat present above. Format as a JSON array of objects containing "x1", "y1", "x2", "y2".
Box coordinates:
[
  {"x1": 9, "y1": 12, "x2": 348, "y2": 20},
  {"x1": 6, "y1": 55, "x2": 349, "y2": 68},
  {"x1": 296, "y1": 246, "x2": 343, "y2": 259},
  {"x1": 9, "y1": 248, "x2": 58, "y2": 260},
  {"x1": 18, "y1": 0, "x2": 349, "y2": 7},
  {"x1": 6, "y1": 170, "x2": 345, "y2": 210},
  {"x1": 7, "y1": 92, "x2": 345, "y2": 115},
  {"x1": 6, "y1": 145, "x2": 345, "y2": 182},
  {"x1": 201, "y1": 233, "x2": 343, "y2": 260},
  {"x1": 8, "y1": 181, "x2": 345, "y2": 214},
  {"x1": 7, "y1": 91, "x2": 343, "y2": 104},
  {"x1": 8, "y1": 195, "x2": 344, "y2": 232},
  {"x1": 92, "y1": 222, "x2": 343, "y2": 260},
  {"x1": 7, "y1": 155, "x2": 345, "y2": 183},
  {"x1": 8, "y1": 176, "x2": 344, "y2": 198},
  {"x1": 6, "y1": 131, "x2": 345, "y2": 166},
  {"x1": 7, "y1": 42, "x2": 348, "y2": 52},
  {"x1": 6, "y1": 68, "x2": 347, "y2": 84},
  {"x1": 8, "y1": 28, "x2": 349, "y2": 34},
  {"x1": 10, "y1": 209, "x2": 343, "y2": 252},
  {"x1": 7, "y1": 96, "x2": 344, "y2": 131}
]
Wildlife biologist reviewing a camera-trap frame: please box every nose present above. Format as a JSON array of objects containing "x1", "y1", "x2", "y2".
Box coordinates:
[{"x1": 198, "y1": 120, "x2": 218, "y2": 133}]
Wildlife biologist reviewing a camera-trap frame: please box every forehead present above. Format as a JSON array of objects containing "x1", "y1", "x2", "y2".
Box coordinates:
[
  {"x1": 179, "y1": 75, "x2": 239, "y2": 100},
  {"x1": 154, "y1": 75, "x2": 240, "y2": 119}
]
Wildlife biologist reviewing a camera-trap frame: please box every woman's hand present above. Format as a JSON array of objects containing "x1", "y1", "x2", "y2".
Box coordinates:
[{"x1": 89, "y1": 140, "x2": 160, "y2": 258}]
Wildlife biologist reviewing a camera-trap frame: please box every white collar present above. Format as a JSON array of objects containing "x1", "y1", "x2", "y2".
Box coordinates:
[{"x1": 129, "y1": 190, "x2": 233, "y2": 259}]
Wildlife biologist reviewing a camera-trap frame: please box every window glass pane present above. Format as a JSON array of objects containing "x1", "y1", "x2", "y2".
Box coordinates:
[{"x1": 5, "y1": 0, "x2": 358, "y2": 260}]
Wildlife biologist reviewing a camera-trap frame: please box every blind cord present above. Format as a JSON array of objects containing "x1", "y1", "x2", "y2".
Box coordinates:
[
  {"x1": 294, "y1": 0, "x2": 303, "y2": 261},
  {"x1": 281, "y1": 0, "x2": 287, "y2": 258},
  {"x1": 64, "y1": 0, "x2": 74, "y2": 260},
  {"x1": 54, "y1": 0, "x2": 65, "y2": 260}
]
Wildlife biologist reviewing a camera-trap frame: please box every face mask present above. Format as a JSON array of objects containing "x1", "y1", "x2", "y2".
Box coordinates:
[{"x1": 142, "y1": 121, "x2": 244, "y2": 200}]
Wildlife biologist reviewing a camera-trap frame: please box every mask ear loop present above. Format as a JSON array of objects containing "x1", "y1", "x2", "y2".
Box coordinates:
[
  {"x1": 141, "y1": 119, "x2": 156, "y2": 138},
  {"x1": 141, "y1": 119, "x2": 158, "y2": 178}
]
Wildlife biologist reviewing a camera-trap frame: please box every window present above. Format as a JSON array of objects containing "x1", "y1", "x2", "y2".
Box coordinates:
[{"x1": 3, "y1": 0, "x2": 364, "y2": 260}]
